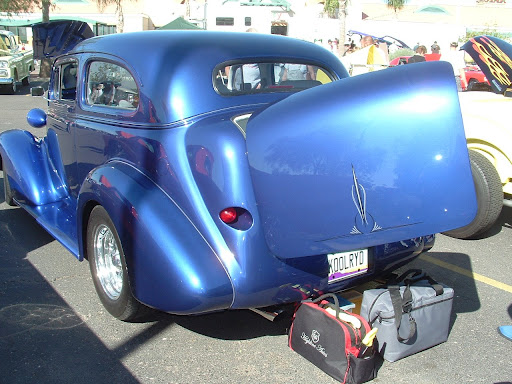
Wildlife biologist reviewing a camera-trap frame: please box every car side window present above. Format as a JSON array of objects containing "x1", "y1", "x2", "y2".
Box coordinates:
[
  {"x1": 86, "y1": 61, "x2": 139, "y2": 110},
  {"x1": 0, "y1": 35, "x2": 9, "y2": 50},
  {"x1": 59, "y1": 61, "x2": 78, "y2": 101}
]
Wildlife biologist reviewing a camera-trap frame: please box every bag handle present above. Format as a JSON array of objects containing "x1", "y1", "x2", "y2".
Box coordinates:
[
  {"x1": 394, "y1": 269, "x2": 425, "y2": 284},
  {"x1": 312, "y1": 293, "x2": 340, "y2": 318},
  {"x1": 388, "y1": 285, "x2": 417, "y2": 343},
  {"x1": 394, "y1": 269, "x2": 444, "y2": 296}
]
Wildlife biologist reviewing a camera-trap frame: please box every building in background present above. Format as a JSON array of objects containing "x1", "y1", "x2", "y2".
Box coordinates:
[{"x1": 1, "y1": 0, "x2": 511, "y2": 54}]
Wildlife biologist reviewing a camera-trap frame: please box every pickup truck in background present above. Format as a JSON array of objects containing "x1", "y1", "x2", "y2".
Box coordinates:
[{"x1": 0, "y1": 30, "x2": 34, "y2": 94}]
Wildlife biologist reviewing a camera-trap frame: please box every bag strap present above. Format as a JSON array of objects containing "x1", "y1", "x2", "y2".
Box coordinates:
[
  {"x1": 394, "y1": 269, "x2": 425, "y2": 284},
  {"x1": 312, "y1": 293, "x2": 340, "y2": 318},
  {"x1": 388, "y1": 285, "x2": 417, "y2": 343},
  {"x1": 394, "y1": 269, "x2": 444, "y2": 296}
]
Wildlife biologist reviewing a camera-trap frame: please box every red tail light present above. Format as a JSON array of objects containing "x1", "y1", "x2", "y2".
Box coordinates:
[{"x1": 220, "y1": 207, "x2": 237, "y2": 224}]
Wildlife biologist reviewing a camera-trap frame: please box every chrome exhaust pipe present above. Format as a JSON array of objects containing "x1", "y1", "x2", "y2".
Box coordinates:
[
  {"x1": 503, "y1": 199, "x2": 512, "y2": 208},
  {"x1": 249, "y1": 306, "x2": 288, "y2": 322}
]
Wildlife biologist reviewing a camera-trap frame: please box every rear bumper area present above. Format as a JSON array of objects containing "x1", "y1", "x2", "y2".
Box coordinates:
[{"x1": 230, "y1": 235, "x2": 434, "y2": 309}]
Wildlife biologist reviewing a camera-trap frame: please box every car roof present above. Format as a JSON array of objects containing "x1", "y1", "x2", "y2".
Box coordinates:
[{"x1": 65, "y1": 31, "x2": 348, "y2": 124}]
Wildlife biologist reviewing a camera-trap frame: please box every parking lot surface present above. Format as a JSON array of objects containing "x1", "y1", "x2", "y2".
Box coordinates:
[{"x1": 0, "y1": 84, "x2": 511, "y2": 383}]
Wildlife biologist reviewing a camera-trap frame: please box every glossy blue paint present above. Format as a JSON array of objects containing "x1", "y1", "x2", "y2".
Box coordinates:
[
  {"x1": 63, "y1": 31, "x2": 349, "y2": 124},
  {"x1": 32, "y1": 20, "x2": 94, "y2": 60},
  {"x1": 0, "y1": 130, "x2": 68, "y2": 205},
  {"x1": 77, "y1": 162, "x2": 234, "y2": 314},
  {"x1": 246, "y1": 61, "x2": 477, "y2": 258},
  {"x1": 27, "y1": 108, "x2": 47, "y2": 128},
  {"x1": 0, "y1": 29, "x2": 476, "y2": 315}
]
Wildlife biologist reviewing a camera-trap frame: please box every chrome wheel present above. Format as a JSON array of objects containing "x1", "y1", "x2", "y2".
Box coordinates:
[
  {"x1": 93, "y1": 223, "x2": 123, "y2": 300},
  {"x1": 87, "y1": 205, "x2": 147, "y2": 320}
]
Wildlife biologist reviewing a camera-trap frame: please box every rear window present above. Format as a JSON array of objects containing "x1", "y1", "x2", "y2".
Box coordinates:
[{"x1": 214, "y1": 61, "x2": 335, "y2": 95}]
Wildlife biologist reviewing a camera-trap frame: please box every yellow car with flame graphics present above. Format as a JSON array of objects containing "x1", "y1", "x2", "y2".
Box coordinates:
[{"x1": 444, "y1": 36, "x2": 512, "y2": 239}]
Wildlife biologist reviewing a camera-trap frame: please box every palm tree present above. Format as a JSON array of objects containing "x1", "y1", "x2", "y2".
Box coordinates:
[
  {"x1": 95, "y1": 0, "x2": 126, "y2": 33},
  {"x1": 387, "y1": 0, "x2": 408, "y2": 14},
  {"x1": 338, "y1": 0, "x2": 349, "y2": 56}
]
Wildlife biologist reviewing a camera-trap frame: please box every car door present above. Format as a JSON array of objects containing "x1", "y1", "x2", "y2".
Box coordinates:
[
  {"x1": 47, "y1": 57, "x2": 80, "y2": 197},
  {"x1": 73, "y1": 58, "x2": 141, "y2": 186}
]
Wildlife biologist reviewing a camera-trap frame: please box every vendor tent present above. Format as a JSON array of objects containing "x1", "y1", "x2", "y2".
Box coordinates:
[{"x1": 158, "y1": 17, "x2": 202, "y2": 30}]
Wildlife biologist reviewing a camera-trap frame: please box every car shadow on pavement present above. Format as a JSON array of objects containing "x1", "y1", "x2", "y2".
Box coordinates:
[
  {"x1": 0, "y1": 176, "x2": 290, "y2": 377},
  {"x1": 495, "y1": 204, "x2": 512, "y2": 231},
  {"x1": 0, "y1": 179, "x2": 144, "y2": 384},
  {"x1": 395, "y1": 250, "x2": 481, "y2": 335},
  {"x1": 170, "y1": 308, "x2": 291, "y2": 340},
  {"x1": 473, "y1": 205, "x2": 512, "y2": 239}
]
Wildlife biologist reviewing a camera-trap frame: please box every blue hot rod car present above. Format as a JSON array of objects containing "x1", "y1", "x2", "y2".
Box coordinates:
[{"x1": 0, "y1": 22, "x2": 476, "y2": 321}]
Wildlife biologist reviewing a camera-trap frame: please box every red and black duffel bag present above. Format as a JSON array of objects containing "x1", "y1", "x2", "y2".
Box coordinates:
[{"x1": 288, "y1": 293, "x2": 379, "y2": 384}]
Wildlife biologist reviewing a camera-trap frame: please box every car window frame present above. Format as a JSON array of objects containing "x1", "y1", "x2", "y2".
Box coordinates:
[
  {"x1": 213, "y1": 60, "x2": 337, "y2": 96},
  {"x1": 83, "y1": 57, "x2": 140, "y2": 113},
  {"x1": 51, "y1": 57, "x2": 80, "y2": 103}
]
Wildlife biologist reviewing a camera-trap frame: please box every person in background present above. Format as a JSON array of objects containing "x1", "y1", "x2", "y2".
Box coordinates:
[
  {"x1": 281, "y1": 63, "x2": 316, "y2": 81},
  {"x1": 360, "y1": 35, "x2": 374, "y2": 49},
  {"x1": 226, "y1": 27, "x2": 261, "y2": 90},
  {"x1": 90, "y1": 83, "x2": 104, "y2": 104},
  {"x1": 341, "y1": 35, "x2": 388, "y2": 75},
  {"x1": 408, "y1": 45, "x2": 427, "y2": 64},
  {"x1": 441, "y1": 41, "x2": 467, "y2": 91},
  {"x1": 431, "y1": 41, "x2": 441, "y2": 54},
  {"x1": 333, "y1": 38, "x2": 339, "y2": 55}
]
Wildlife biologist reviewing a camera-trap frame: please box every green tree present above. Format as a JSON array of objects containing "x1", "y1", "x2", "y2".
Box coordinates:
[
  {"x1": 386, "y1": 0, "x2": 408, "y2": 14},
  {"x1": 0, "y1": 0, "x2": 38, "y2": 14},
  {"x1": 0, "y1": 0, "x2": 52, "y2": 76},
  {"x1": 323, "y1": 0, "x2": 339, "y2": 18},
  {"x1": 0, "y1": 0, "x2": 51, "y2": 21},
  {"x1": 463, "y1": 27, "x2": 510, "y2": 43}
]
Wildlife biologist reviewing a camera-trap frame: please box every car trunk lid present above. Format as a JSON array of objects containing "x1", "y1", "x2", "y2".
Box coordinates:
[
  {"x1": 462, "y1": 35, "x2": 512, "y2": 95},
  {"x1": 246, "y1": 61, "x2": 476, "y2": 259},
  {"x1": 31, "y1": 20, "x2": 94, "y2": 60}
]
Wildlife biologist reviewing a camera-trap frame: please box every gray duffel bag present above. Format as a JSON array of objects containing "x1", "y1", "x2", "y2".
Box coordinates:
[{"x1": 360, "y1": 269, "x2": 454, "y2": 362}]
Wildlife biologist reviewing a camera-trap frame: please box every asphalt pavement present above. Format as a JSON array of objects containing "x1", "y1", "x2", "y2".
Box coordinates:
[{"x1": 0, "y1": 80, "x2": 511, "y2": 384}]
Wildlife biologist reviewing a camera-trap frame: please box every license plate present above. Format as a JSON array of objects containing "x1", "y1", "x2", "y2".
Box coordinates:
[{"x1": 328, "y1": 249, "x2": 369, "y2": 284}]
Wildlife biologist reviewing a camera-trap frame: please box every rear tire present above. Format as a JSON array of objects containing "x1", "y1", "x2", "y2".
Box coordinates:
[
  {"x1": 7, "y1": 73, "x2": 18, "y2": 94},
  {"x1": 466, "y1": 79, "x2": 477, "y2": 91},
  {"x1": 8, "y1": 81, "x2": 17, "y2": 94},
  {"x1": 22, "y1": 76, "x2": 30, "y2": 87},
  {"x1": 444, "y1": 150, "x2": 503, "y2": 239},
  {"x1": 87, "y1": 205, "x2": 147, "y2": 321}
]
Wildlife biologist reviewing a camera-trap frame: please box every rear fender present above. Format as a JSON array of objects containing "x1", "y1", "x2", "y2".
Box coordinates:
[
  {"x1": 78, "y1": 161, "x2": 234, "y2": 314},
  {"x1": 0, "y1": 130, "x2": 68, "y2": 205}
]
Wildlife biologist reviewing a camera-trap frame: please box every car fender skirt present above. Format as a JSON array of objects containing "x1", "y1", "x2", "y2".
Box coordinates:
[
  {"x1": 78, "y1": 163, "x2": 234, "y2": 314},
  {"x1": 0, "y1": 130, "x2": 68, "y2": 205},
  {"x1": 246, "y1": 61, "x2": 477, "y2": 258}
]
